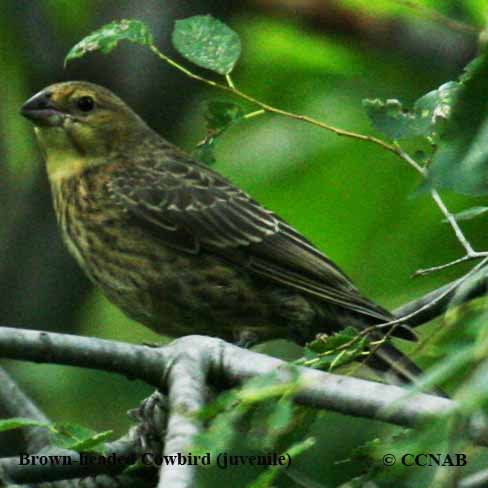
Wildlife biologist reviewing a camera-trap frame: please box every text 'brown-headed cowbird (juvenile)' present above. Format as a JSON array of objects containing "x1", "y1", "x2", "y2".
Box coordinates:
[{"x1": 21, "y1": 81, "x2": 428, "y2": 388}]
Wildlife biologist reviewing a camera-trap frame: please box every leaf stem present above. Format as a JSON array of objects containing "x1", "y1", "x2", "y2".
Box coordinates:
[
  {"x1": 393, "y1": 144, "x2": 483, "y2": 270},
  {"x1": 430, "y1": 189, "x2": 476, "y2": 256},
  {"x1": 375, "y1": 256, "x2": 488, "y2": 331},
  {"x1": 225, "y1": 73, "x2": 235, "y2": 89},
  {"x1": 243, "y1": 109, "x2": 266, "y2": 119},
  {"x1": 413, "y1": 252, "x2": 488, "y2": 277},
  {"x1": 149, "y1": 45, "x2": 401, "y2": 157}
]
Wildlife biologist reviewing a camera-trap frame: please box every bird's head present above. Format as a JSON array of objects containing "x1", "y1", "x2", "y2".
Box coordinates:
[{"x1": 20, "y1": 81, "x2": 150, "y2": 179}]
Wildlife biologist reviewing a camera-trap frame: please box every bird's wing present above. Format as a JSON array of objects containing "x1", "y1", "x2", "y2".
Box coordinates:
[{"x1": 107, "y1": 155, "x2": 411, "y2": 334}]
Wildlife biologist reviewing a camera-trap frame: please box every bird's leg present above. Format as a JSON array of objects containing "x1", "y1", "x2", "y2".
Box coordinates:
[{"x1": 234, "y1": 329, "x2": 260, "y2": 348}]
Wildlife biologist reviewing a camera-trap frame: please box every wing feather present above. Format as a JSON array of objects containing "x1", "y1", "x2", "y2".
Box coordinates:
[{"x1": 108, "y1": 155, "x2": 415, "y2": 339}]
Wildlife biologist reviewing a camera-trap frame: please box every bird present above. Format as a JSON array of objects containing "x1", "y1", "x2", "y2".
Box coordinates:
[{"x1": 20, "y1": 81, "x2": 429, "y2": 390}]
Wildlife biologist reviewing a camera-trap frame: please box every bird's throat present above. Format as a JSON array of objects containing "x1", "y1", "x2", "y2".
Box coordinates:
[
  {"x1": 47, "y1": 155, "x2": 92, "y2": 182},
  {"x1": 33, "y1": 127, "x2": 105, "y2": 183}
]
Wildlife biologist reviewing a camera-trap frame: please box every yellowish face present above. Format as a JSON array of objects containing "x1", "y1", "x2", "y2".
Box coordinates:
[{"x1": 21, "y1": 81, "x2": 146, "y2": 180}]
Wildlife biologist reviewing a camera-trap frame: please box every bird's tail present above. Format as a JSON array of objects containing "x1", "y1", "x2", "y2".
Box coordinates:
[{"x1": 366, "y1": 339, "x2": 447, "y2": 397}]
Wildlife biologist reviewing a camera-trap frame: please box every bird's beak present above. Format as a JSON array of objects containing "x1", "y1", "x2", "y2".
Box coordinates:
[{"x1": 20, "y1": 90, "x2": 65, "y2": 127}]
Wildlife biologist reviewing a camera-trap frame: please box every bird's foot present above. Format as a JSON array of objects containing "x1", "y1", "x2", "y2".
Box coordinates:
[{"x1": 128, "y1": 390, "x2": 167, "y2": 455}]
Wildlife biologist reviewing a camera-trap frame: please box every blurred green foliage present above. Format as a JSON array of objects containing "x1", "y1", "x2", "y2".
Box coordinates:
[
  {"x1": 428, "y1": 50, "x2": 488, "y2": 194},
  {"x1": 341, "y1": 0, "x2": 486, "y2": 26},
  {"x1": 3, "y1": 1, "x2": 488, "y2": 486}
]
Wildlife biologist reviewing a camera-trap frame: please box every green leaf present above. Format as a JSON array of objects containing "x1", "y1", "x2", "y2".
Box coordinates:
[
  {"x1": 193, "y1": 139, "x2": 217, "y2": 165},
  {"x1": 266, "y1": 400, "x2": 294, "y2": 437},
  {"x1": 427, "y1": 50, "x2": 488, "y2": 195},
  {"x1": 247, "y1": 437, "x2": 315, "y2": 488},
  {"x1": 172, "y1": 15, "x2": 241, "y2": 74},
  {"x1": 299, "y1": 327, "x2": 368, "y2": 371},
  {"x1": 65, "y1": 19, "x2": 153, "y2": 65},
  {"x1": 194, "y1": 369, "x2": 304, "y2": 459},
  {"x1": 363, "y1": 81, "x2": 459, "y2": 140},
  {"x1": 193, "y1": 100, "x2": 245, "y2": 165},
  {"x1": 204, "y1": 100, "x2": 245, "y2": 131},
  {"x1": 350, "y1": 437, "x2": 382, "y2": 462},
  {"x1": 460, "y1": 56, "x2": 484, "y2": 82},
  {"x1": 306, "y1": 326, "x2": 360, "y2": 353},
  {"x1": 364, "y1": 99, "x2": 416, "y2": 140},
  {"x1": 0, "y1": 417, "x2": 50, "y2": 432},
  {"x1": 51, "y1": 423, "x2": 113, "y2": 453},
  {"x1": 70, "y1": 430, "x2": 113, "y2": 453},
  {"x1": 442, "y1": 206, "x2": 488, "y2": 223}
]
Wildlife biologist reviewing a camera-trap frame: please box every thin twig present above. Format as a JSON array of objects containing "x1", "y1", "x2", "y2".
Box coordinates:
[
  {"x1": 413, "y1": 252, "x2": 488, "y2": 277},
  {"x1": 347, "y1": 255, "x2": 488, "y2": 375},
  {"x1": 430, "y1": 189, "x2": 476, "y2": 256},
  {"x1": 393, "y1": 145, "x2": 485, "y2": 274},
  {"x1": 149, "y1": 45, "x2": 402, "y2": 157},
  {"x1": 393, "y1": 143, "x2": 426, "y2": 174},
  {"x1": 243, "y1": 109, "x2": 265, "y2": 119},
  {"x1": 375, "y1": 256, "x2": 488, "y2": 331},
  {"x1": 150, "y1": 43, "x2": 483, "y2": 276},
  {"x1": 225, "y1": 73, "x2": 235, "y2": 89}
]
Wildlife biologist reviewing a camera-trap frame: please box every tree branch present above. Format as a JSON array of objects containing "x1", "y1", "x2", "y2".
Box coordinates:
[
  {"x1": 0, "y1": 327, "x2": 171, "y2": 387},
  {"x1": 0, "y1": 328, "x2": 487, "y2": 447},
  {"x1": 0, "y1": 366, "x2": 51, "y2": 453},
  {"x1": 158, "y1": 355, "x2": 208, "y2": 488},
  {"x1": 393, "y1": 274, "x2": 488, "y2": 327},
  {"x1": 0, "y1": 436, "x2": 142, "y2": 485},
  {"x1": 2, "y1": 273, "x2": 488, "y2": 485}
]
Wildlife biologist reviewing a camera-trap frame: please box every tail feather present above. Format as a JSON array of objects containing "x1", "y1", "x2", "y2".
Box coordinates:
[{"x1": 366, "y1": 340, "x2": 447, "y2": 398}]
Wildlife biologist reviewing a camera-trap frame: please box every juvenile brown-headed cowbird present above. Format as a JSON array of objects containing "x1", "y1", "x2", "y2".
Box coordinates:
[{"x1": 21, "y1": 81, "x2": 426, "y2": 387}]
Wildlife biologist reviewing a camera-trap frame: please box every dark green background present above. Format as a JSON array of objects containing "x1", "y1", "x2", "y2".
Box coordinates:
[{"x1": 1, "y1": 1, "x2": 487, "y2": 486}]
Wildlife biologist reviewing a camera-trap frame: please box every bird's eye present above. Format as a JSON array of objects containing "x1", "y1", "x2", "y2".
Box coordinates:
[{"x1": 76, "y1": 96, "x2": 95, "y2": 112}]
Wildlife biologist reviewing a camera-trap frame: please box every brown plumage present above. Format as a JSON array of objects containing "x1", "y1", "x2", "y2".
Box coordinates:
[{"x1": 21, "y1": 81, "x2": 428, "y2": 388}]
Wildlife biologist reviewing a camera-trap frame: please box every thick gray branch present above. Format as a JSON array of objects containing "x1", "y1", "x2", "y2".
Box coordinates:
[
  {"x1": 1, "y1": 268, "x2": 488, "y2": 487},
  {"x1": 0, "y1": 327, "x2": 487, "y2": 447},
  {"x1": 158, "y1": 354, "x2": 208, "y2": 488},
  {"x1": 0, "y1": 326, "x2": 171, "y2": 387}
]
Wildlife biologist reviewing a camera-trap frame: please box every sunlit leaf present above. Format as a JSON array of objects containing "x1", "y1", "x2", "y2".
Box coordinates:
[
  {"x1": 172, "y1": 15, "x2": 241, "y2": 74},
  {"x1": 307, "y1": 326, "x2": 360, "y2": 353},
  {"x1": 51, "y1": 423, "x2": 112, "y2": 453},
  {"x1": 299, "y1": 327, "x2": 368, "y2": 371},
  {"x1": 0, "y1": 417, "x2": 50, "y2": 432},
  {"x1": 65, "y1": 19, "x2": 153, "y2": 65}
]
